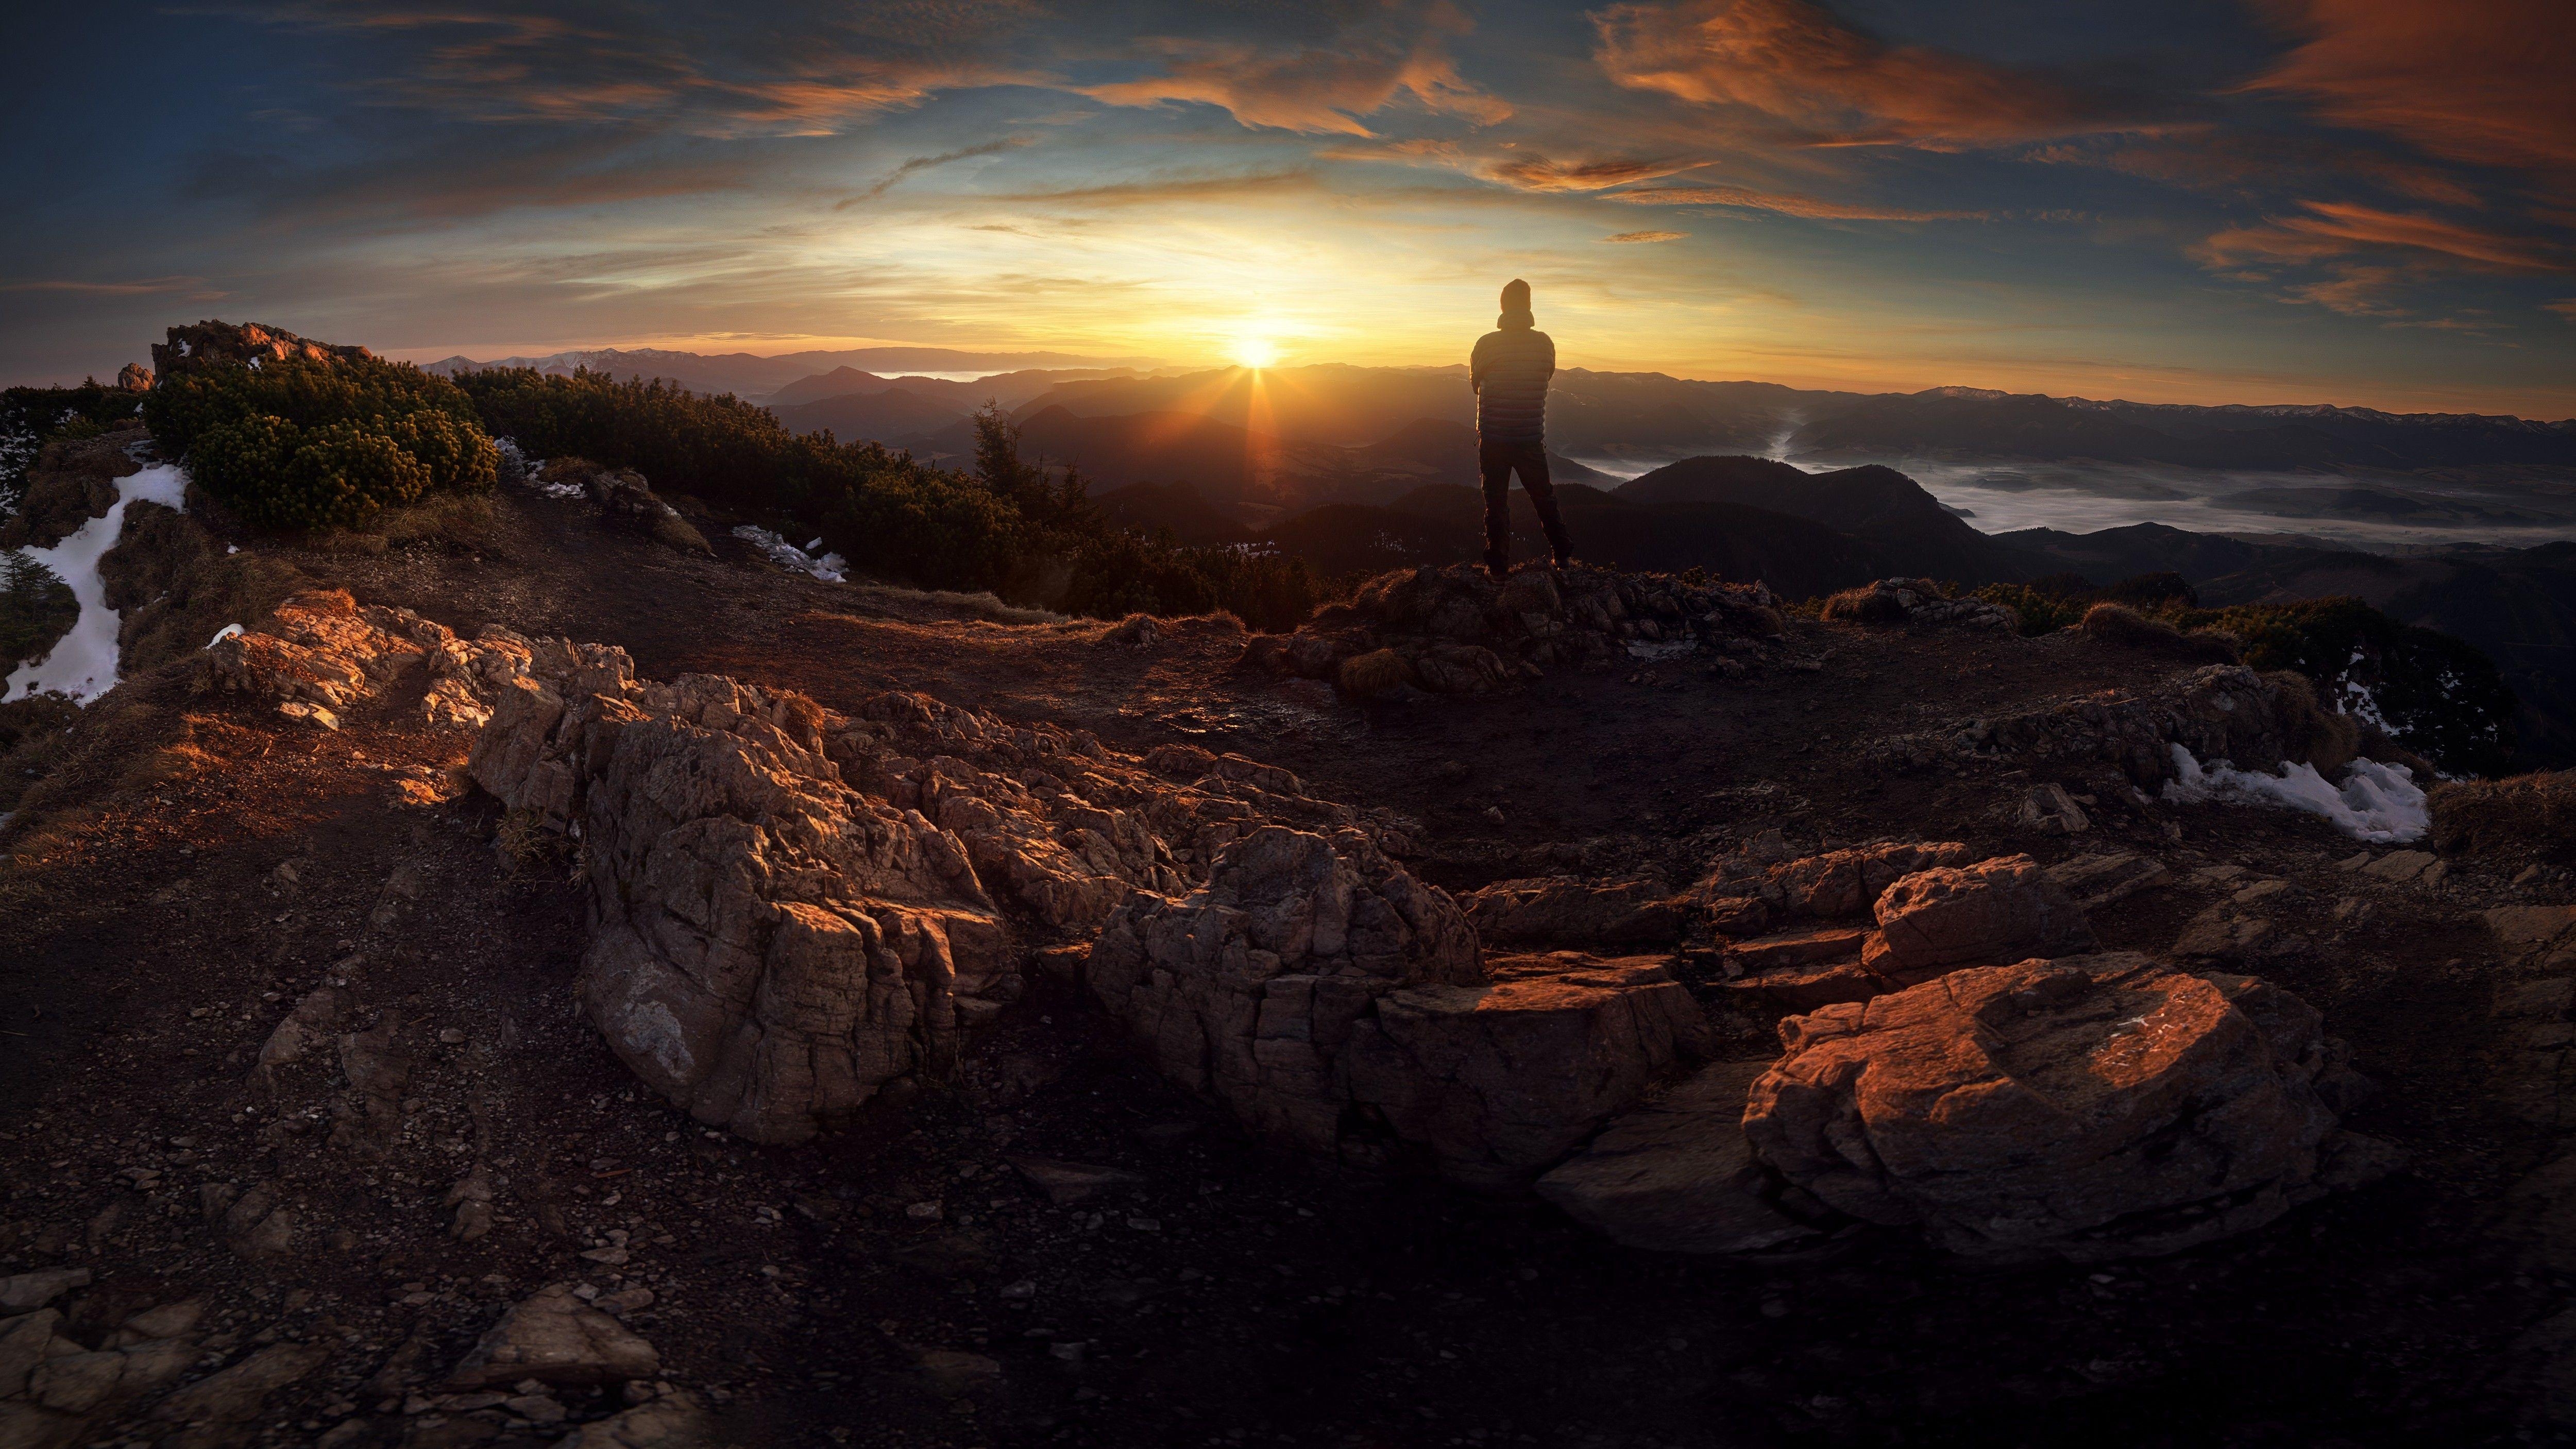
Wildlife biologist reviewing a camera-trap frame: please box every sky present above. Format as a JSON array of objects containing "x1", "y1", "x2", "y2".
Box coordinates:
[{"x1": 3, "y1": 1, "x2": 2573, "y2": 415}]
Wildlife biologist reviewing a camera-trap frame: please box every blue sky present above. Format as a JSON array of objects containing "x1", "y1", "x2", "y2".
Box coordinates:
[{"x1": 3, "y1": 1, "x2": 2570, "y2": 414}]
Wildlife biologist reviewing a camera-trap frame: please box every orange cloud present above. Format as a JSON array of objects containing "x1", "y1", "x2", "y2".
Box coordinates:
[
  {"x1": 1602, "y1": 230, "x2": 1686, "y2": 243},
  {"x1": 1592, "y1": 0, "x2": 2148, "y2": 146},
  {"x1": 1609, "y1": 183, "x2": 1984, "y2": 220},
  {"x1": 2248, "y1": 0, "x2": 2576, "y2": 179},
  {"x1": 1480, "y1": 155, "x2": 1694, "y2": 192},
  {"x1": 1083, "y1": 5, "x2": 1508, "y2": 137},
  {"x1": 2197, "y1": 199, "x2": 2562, "y2": 271}
]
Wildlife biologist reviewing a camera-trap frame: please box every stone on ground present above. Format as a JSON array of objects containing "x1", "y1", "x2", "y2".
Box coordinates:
[
  {"x1": 1863, "y1": 853, "x2": 2094, "y2": 982},
  {"x1": 444, "y1": 1285, "x2": 659, "y2": 1390}
]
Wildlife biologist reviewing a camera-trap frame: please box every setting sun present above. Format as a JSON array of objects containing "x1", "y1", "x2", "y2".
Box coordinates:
[{"x1": 1232, "y1": 335, "x2": 1279, "y2": 370}]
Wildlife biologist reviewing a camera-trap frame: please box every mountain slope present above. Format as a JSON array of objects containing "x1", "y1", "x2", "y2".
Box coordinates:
[
  {"x1": 769, "y1": 387, "x2": 969, "y2": 445},
  {"x1": 1620, "y1": 455, "x2": 2037, "y2": 583}
]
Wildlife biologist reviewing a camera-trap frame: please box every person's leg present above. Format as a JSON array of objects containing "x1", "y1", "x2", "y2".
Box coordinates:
[
  {"x1": 1514, "y1": 442, "x2": 1572, "y2": 565},
  {"x1": 1478, "y1": 439, "x2": 1513, "y2": 577}
]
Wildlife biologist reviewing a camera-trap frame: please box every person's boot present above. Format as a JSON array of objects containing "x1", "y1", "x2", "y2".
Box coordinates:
[{"x1": 1485, "y1": 552, "x2": 1510, "y2": 581}]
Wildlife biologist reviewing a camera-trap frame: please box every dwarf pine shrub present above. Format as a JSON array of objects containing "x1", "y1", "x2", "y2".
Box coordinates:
[{"x1": 145, "y1": 354, "x2": 496, "y2": 531}]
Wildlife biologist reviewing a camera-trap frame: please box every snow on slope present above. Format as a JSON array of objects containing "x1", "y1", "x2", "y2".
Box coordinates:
[
  {"x1": 5, "y1": 459, "x2": 190, "y2": 703},
  {"x1": 2162, "y1": 743, "x2": 2429, "y2": 844}
]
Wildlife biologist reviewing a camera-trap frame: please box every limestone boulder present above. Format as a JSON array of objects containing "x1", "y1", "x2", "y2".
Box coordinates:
[
  {"x1": 1862, "y1": 853, "x2": 2093, "y2": 982},
  {"x1": 1742, "y1": 958, "x2": 2389, "y2": 1262},
  {"x1": 1086, "y1": 824, "x2": 1483, "y2": 1156},
  {"x1": 1537, "y1": 1060, "x2": 1821, "y2": 1255}
]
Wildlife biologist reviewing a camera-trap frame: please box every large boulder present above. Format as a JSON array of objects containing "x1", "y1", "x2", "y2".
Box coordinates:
[
  {"x1": 1862, "y1": 853, "x2": 2093, "y2": 982},
  {"x1": 1087, "y1": 832, "x2": 1708, "y2": 1186},
  {"x1": 1536, "y1": 1059, "x2": 1821, "y2": 1254},
  {"x1": 1340, "y1": 953, "x2": 1711, "y2": 1187},
  {"x1": 1084, "y1": 824, "x2": 1484, "y2": 1157},
  {"x1": 1742, "y1": 956, "x2": 2393, "y2": 1262}
]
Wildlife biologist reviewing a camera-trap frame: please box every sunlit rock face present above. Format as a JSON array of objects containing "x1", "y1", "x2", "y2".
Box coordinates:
[{"x1": 1742, "y1": 957, "x2": 2396, "y2": 1263}]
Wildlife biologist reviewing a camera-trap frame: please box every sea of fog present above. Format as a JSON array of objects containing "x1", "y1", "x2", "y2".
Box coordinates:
[{"x1": 1563, "y1": 452, "x2": 2576, "y2": 554}]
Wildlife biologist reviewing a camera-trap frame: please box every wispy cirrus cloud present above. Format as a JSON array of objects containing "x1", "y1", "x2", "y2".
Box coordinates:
[
  {"x1": 1601, "y1": 230, "x2": 1685, "y2": 243},
  {"x1": 1590, "y1": 0, "x2": 2157, "y2": 147},
  {"x1": 235, "y1": 0, "x2": 1040, "y2": 137},
  {"x1": 1607, "y1": 182, "x2": 1985, "y2": 220},
  {"x1": 2246, "y1": 0, "x2": 2576, "y2": 181},
  {"x1": 2196, "y1": 200, "x2": 2563, "y2": 271},
  {"x1": 839, "y1": 137, "x2": 1032, "y2": 208}
]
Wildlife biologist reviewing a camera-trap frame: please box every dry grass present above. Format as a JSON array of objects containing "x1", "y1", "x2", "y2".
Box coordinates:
[
  {"x1": 1337, "y1": 647, "x2": 1415, "y2": 697},
  {"x1": 2263, "y1": 670, "x2": 2361, "y2": 774},
  {"x1": 1819, "y1": 585, "x2": 1906, "y2": 624},
  {"x1": 2430, "y1": 771, "x2": 2576, "y2": 857},
  {"x1": 2078, "y1": 603, "x2": 2241, "y2": 664}
]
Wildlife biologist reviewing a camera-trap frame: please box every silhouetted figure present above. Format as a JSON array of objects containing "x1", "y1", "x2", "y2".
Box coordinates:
[{"x1": 1470, "y1": 278, "x2": 1570, "y2": 578}]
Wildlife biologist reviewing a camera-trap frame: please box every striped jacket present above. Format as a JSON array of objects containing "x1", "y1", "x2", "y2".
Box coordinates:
[{"x1": 1471, "y1": 321, "x2": 1555, "y2": 445}]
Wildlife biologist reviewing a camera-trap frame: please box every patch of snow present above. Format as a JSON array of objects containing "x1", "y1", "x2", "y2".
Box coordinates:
[
  {"x1": 2161, "y1": 743, "x2": 2429, "y2": 844},
  {"x1": 225, "y1": 543, "x2": 239, "y2": 554},
  {"x1": 538, "y1": 481, "x2": 586, "y2": 500},
  {"x1": 207, "y1": 623, "x2": 244, "y2": 649},
  {"x1": 5, "y1": 461, "x2": 191, "y2": 704},
  {"x1": 733, "y1": 525, "x2": 846, "y2": 583}
]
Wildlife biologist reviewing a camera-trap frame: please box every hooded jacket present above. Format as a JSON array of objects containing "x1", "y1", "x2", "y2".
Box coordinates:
[{"x1": 1471, "y1": 305, "x2": 1555, "y2": 446}]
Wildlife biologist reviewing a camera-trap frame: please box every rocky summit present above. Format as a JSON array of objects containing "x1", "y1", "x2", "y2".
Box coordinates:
[{"x1": 4, "y1": 417, "x2": 2576, "y2": 1448}]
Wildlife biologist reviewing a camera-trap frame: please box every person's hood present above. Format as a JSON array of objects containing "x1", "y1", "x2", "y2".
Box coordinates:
[{"x1": 1497, "y1": 307, "x2": 1535, "y2": 329}]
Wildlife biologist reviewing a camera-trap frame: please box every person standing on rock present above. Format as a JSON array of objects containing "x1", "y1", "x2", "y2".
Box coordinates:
[{"x1": 1470, "y1": 278, "x2": 1572, "y2": 579}]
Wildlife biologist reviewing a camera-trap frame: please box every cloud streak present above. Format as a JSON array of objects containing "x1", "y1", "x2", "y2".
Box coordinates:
[
  {"x1": 2247, "y1": 0, "x2": 2576, "y2": 180},
  {"x1": 1591, "y1": 0, "x2": 2156, "y2": 147},
  {"x1": 840, "y1": 137, "x2": 1032, "y2": 208}
]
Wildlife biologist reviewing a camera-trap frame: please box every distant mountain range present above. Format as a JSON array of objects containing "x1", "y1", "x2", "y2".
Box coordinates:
[
  {"x1": 737, "y1": 357, "x2": 2576, "y2": 473},
  {"x1": 416, "y1": 345, "x2": 1160, "y2": 399}
]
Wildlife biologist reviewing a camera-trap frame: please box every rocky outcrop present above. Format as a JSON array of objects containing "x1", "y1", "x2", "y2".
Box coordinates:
[
  {"x1": 1742, "y1": 957, "x2": 2395, "y2": 1262},
  {"x1": 205, "y1": 587, "x2": 536, "y2": 731},
  {"x1": 1686, "y1": 840, "x2": 1974, "y2": 939},
  {"x1": 1536, "y1": 1059, "x2": 1822, "y2": 1255},
  {"x1": 1244, "y1": 562, "x2": 1784, "y2": 692},
  {"x1": 1862, "y1": 853, "x2": 2095, "y2": 984},
  {"x1": 465, "y1": 645, "x2": 1445, "y2": 1145},
  {"x1": 1459, "y1": 875, "x2": 1686, "y2": 948},
  {"x1": 1077, "y1": 829, "x2": 1707, "y2": 1184},
  {"x1": 150, "y1": 320, "x2": 372, "y2": 379}
]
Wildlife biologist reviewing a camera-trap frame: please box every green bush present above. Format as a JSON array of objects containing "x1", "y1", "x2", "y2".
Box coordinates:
[
  {"x1": 2171, "y1": 596, "x2": 2516, "y2": 776},
  {"x1": 0, "y1": 549, "x2": 77, "y2": 668},
  {"x1": 2, "y1": 383, "x2": 147, "y2": 519},
  {"x1": 1972, "y1": 583, "x2": 2089, "y2": 637},
  {"x1": 142, "y1": 353, "x2": 492, "y2": 530}
]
